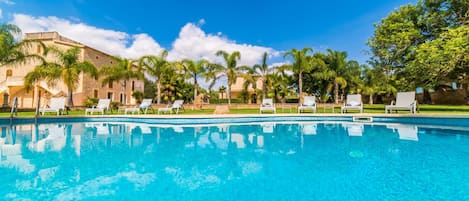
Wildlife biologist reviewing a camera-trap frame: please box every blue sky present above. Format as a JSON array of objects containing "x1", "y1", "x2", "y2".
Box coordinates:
[{"x1": 1, "y1": 0, "x2": 416, "y2": 65}]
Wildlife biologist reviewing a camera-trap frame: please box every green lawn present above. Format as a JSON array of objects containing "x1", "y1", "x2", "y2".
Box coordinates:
[{"x1": 2, "y1": 104, "x2": 468, "y2": 117}]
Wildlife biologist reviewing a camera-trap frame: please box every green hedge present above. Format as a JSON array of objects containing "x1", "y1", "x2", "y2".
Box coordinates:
[
  {"x1": 285, "y1": 98, "x2": 299, "y2": 103},
  {"x1": 209, "y1": 98, "x2": 245, "y2": 104}
]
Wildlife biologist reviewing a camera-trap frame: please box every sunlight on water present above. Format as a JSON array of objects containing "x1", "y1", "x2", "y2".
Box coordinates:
[{"x1": 0, "y1": 122, "x2": 468, "y2": 200}]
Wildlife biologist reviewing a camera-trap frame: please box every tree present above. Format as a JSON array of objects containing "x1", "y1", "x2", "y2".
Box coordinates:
[
  {"x1": 368, "y1": 0, "x2": 469, "y2": 93},
  {"x1": 131, "y1": 90, "x2": 144, "y2": 104},
  {"x1": 202, "y1": 62, "x2": 224, "y2": 93},
  {"x1": 24, "y1": 46, "x2": 98, "y2": 107},
  {"x1": 300, "y1": 52, "x2": 329, "y2": 101},
  {"x1": 218, "y1": 86, "x2": 226, "y2": 100},
  {"x1": 138, "y1": 50, "x2": 170, "y2": 104},
  {"x1": 215, "y1": 50, "x2": 244, "y2": 104},
  {"x1": 0, "y1": 24, "x2": 46, "y2": 67},
  {"x1": 324, "y1": 49, "x2": 349, "y2": 104},
  {"x1": 409, "y1": 25, "x2": 469, "y2": 89},
  {"x1": 268, "y1": 69, "x2": 291, "y2": 103},
  {"x1": 344, "y1": 60, "x2": 363, "y2": 95},
  {"x1": 143, "y1": 79, "x2": 156, "y2": 99},
  {"x1": 158, "y1": 63, "x2": 189, "y2": 103},
  {"x1": 360, "y1": 64, "x2": 395, "y2": 104},
  {"x1": 238, "y1": 68, "x2": 257, "y2": 102},
  {"x1": 251, "y1": 52, "x2": 274, "y2": 99},
  {"x1": 368, "y1": 4, "x2": 423, "y2": 91},
  {"x1": 100, "y1": 57, "x2": 143, "y2": 105},
  {"x1": 283, "y1": 47, "x2": 313, "y2": 99},
  {"x1": 178, "y1": 59, "x2": 208, "y2": 104},
  {"x1": 161, "y1": 75, "x2": 193, "y2": 103}
]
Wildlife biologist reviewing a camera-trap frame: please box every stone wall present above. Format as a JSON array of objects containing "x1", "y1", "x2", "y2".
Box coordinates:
[{"x1": 417, "y1": 89, "x2": 469, "y2": 105}]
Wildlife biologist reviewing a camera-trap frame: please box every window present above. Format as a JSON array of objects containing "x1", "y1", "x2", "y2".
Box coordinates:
[
  {"x1": 96, "y1": 56, "x2": 99, "y2": 59},
  {"x1": 108, "y1": 81, "x2": 113, "y2": 89},
  {"x1": 107, "y1": 92, "x2": 114, "y2": 100},
  {"x1": 6, "y1": 69, "x2": 13, "y2": 77},
  {"x1": 93, "y1": 89, "x2": 98, "y2": 98},
  {"x1": 132, "y1": 81, "x2": 135, "y2": 91},
  {"x1": 120, "y1": 93, "x2": 125, "y2": 103}
]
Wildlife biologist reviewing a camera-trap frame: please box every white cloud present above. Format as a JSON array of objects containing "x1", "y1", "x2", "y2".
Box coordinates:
[
  {"x1": 269, "y1": 62, "x2": 290, "y2": 68},
  {"x1": 168, "y1": 23, "x2": 278, "y2": 66},
  {"x1": 10, "y1": 14, "x2": 164, "y2": 59},
  {"x1": 0, "y1": 0, "x2": 14, "y2": 5},
  {"x1": 10, "y1": 13, "x2": 283, "y2": 89},
  {"x1": 0, "y1": 9, "x2": 3, "y2": 19}
]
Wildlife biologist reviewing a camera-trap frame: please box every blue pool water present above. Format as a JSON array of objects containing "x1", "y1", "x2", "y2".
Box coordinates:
[{"x1": 0, "y1": 121, "x2": 468, "y2": 200}]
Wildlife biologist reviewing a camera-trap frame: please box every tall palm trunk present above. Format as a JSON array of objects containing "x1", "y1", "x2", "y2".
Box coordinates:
[
  {"x1": 262, "y1": 78, "x2": 267, "y2": 100},
  {"x1": 298, "y1": 71, "x2": 303, "y2": 100},
  {"x1": 194, "y1": 77, "x2": 198, "y2": 105},
  {"x1": 334, "y1": 81, "x2": 339, "y2": 104},
  {"x1": 369, "y1": 94, "x2": 374, "y2": 104},
  {"x1": 156, "y1": 79, "x2": 161, "y2": 104},
  {"x1": 274, "y1": 89, "x2": 278, "y2": 103},
  {"x1": 68, "y1": 89, "x2": 74, "y2": 107},
  {"x1": 227, "y1": 84, "x2": 231, "y2": 104}
]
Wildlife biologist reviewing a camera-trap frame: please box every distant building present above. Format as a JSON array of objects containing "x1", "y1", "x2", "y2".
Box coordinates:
[
  {"x1": 221, "y1": 77, "x2": 264, "y2": 103},
  {"x1": 0, "y1": 32, "x2": 144, "y2": 108}
]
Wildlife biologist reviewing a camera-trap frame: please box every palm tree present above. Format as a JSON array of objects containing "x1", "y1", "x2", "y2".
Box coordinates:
[
  {"x1": 24, "y1": 46, "x2": 98, "y2": 107},
  {"x1": 239, "y1": 67, "x2": 257, "y2": 94},
  {"x1": 218, "y1": 86, "x2": 226, "y2": 100},
  {"x1": 202, "y1": 62, "x2": 224, "y2": 93},
  {"x1": 160, "y1": 69, "x2": 179, "y2": 103},
  {"x1": 178, "y1": 59, "x2": 208, "y2": 104},
  {"x1": 251, "y1": 52, "x2": 274, "y2": 99},
  {"x1": 344, "y1": 60, "x2": 362, "y2": 94},
  {"x1": 215, "y1": 50, "x2": 244, "y2": 104},
  {"x1": 268, "y1": 69, "x2": 290, "y2": 103},
  {"x1": 283, "y1": 47, "x2": 313, "y2": 99},
  {"x1": 138, "y1": 50, "x2": 170, "y2": 104},
  {"x1": 325, "y1": 49, "x2": 348, "y2": 104},
  {"x1": 361, "y1": 65, "x2": 396, "y2": 104},
  {"x1": 100, "y1": 57, "x2": 143, "y2": 105},
  {"x1": 0, "y1": 24, "x2": 46, "y2": 67}
]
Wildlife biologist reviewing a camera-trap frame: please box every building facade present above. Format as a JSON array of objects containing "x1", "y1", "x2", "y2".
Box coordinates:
[
  {"x1": 0, "y1": 32, "x2": 144, "y2": 108},
  {"x1": 222, "y1": 77, "x2": 264, "y2": 103}
]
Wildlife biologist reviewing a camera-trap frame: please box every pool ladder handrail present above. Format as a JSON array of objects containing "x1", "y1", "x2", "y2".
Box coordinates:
[
  {"x1": 10, "y1": 97, "x2": 18, "y2": 118},
  {"x1": 9, "y1": 97, "x2": 18, "y2": 125}
]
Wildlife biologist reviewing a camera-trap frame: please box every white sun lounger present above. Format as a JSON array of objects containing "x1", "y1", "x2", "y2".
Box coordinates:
[
  {"x1": 341, "y1": 94, "x2": 363, "y2": 113},
  {"x1": 298, "y1": 96, "x2": 317, "y2": 113},
  {"x1": 385, "y1": 92, "x2": 417, "y2": 114},
  {"x1": 139, "y1": 99, "x2": 154, "y2": 114},
  {"x1": 85, "y1": 99, "x2": 110, "y2": 115},
  {"x1": 39, "y1": 97, "x2": 66, "y2": 116},
  {"x1": 158, "y1": 99, "x2": 184, "y2": 114},
  {"x1": 124, "y1": 99, "x2": 154, "y2": 114},
  {"x1": 260, "y1": 98, "x2": 276, "y2": 114}
]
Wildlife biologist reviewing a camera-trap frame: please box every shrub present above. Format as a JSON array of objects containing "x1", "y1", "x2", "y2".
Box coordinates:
[
  {"x1": 110, "y1": 101, "x2": 122, "y2": 110},
  {"x1": 83, "y1": 97, "x2": 98, "y2": 108},
  {"x1": 132, "y1": 90, "x2": 144, "y2": 104},
  {"x1": 285, "y1": 98, "x2": 299, "y2": 103}
]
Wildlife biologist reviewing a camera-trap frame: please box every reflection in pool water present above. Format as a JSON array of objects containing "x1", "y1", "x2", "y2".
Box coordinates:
[{"x1": 0, "y1": 122, "x2": 468, "y2": 200}]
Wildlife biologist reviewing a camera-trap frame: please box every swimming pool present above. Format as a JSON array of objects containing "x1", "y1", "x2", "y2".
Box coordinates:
[{"x1": 0, "y1": 117, "x2": 468, "y2": 200}]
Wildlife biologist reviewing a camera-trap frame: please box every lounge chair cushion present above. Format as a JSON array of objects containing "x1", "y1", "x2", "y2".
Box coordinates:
[
  {"x1": 140, "y1": 102, "x2": 149, "y2": 108},
  {"x1": 348, "y1": 101, "x2": 360, "y2": 106},
  {"x1": 304, "y1": 100, "x2": 314, "y2": 106}
]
